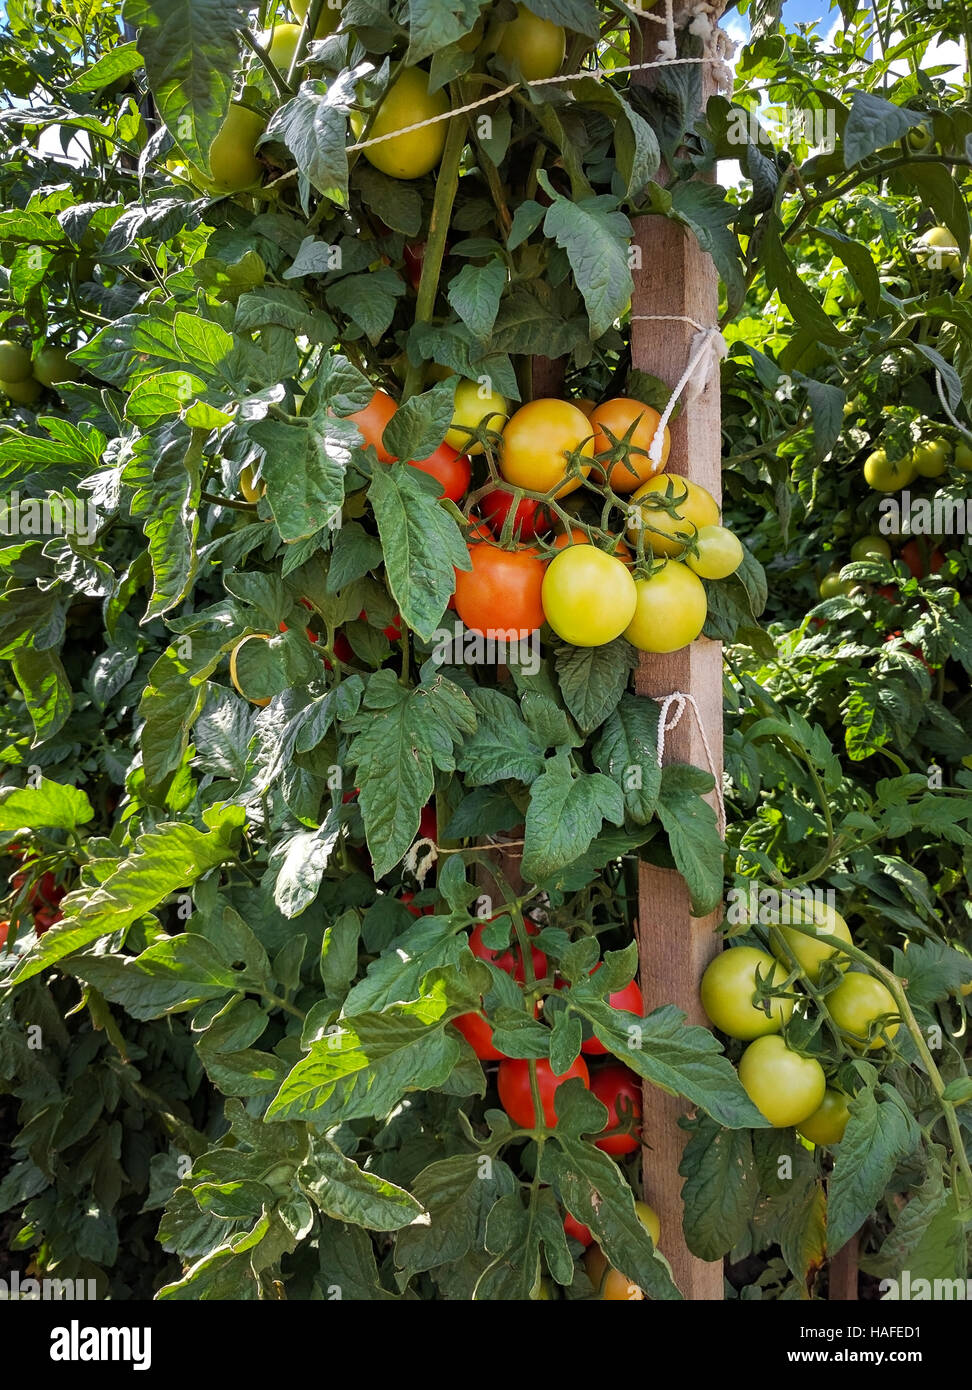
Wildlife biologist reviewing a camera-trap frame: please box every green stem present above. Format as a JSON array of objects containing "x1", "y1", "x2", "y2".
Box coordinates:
[
  {"x1": 402, "y1": 97, "x2": 466, "y2": 401},
  {"x1": 239, "y1": 27, "x2": 293, "y2": 99}
]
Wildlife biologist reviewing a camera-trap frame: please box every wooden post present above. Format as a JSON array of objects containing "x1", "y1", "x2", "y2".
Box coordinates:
[
  {"x1": 631, "y1": 13, "x2": 725, "y2": 1300},
  {"x1": 828, "y1": 1236, "x2": 859, "y2": 1300}
]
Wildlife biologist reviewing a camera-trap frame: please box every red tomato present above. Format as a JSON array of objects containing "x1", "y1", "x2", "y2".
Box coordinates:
[
  {"x1": 563, "y1": 1212, "x2": 593, "y2": 1246},
  {"x1": 34, "y1": 908, "x2": 63, "y2": 935},
  {"x1": 407, "y1": 442, "x2": 471, "y2": 503},
  {"x1": 383, "y1": 613, "x2": 402, "y2": 641},
  {"x1": 418, "y1": 803, "x2": 437, "y2": 842},
  {"x1": 0, "y1": 920, "x2": 8, "y2": 951},
  {"x1": 400, "y1": 891, "x2": 432, "y2": 917},
  {"x1": 403, "y1": 240, "x2": 425, "y2": 291},
  {"x1": 347, "y1": 390, "x2": 397, "y2": 464},
  {"x1": 332, "y1": 631, "x2": 353, "y2": 663},
  {"x1": 480, "y1": 488, "x2": 551, "y2": 540},
  {"x1": 454, "y1": 543, "x2": 546, "y2": 639},
  {"x1": 279, "y1": 620, "x2": 318, "y2": 643},
  {"x1": 468, "y1": 918, "x2": 547, "y2": 984},
  {"x1": 497, "y1": 1056, "x2": 590, "y2": 1128},
  {"x1": 900, "y1": 540, "x2": 944, "y2": 579},
  {"x1": 590, "y1": 1063, "x2": 642, "y2": 1155},
  {"x1": 453, "y1": 1009, "x2": 505, "y2": 1061},
  {"x1": 582, "y1": 969, "x2": 645, "y2": 1055}
]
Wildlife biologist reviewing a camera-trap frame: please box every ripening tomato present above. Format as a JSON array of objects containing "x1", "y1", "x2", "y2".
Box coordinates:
[
  {"x1": 0, "y1": 920, "x2": 8, "y2": 951},
  {"x1": 453, "y1": 1009, "x2": 505, "y2": 1060},
  {"x1": 769, "y1": 902, "x2": 852, "y2": 983},
  {"x1": 480, "y1": 488, "x2": 551, "y2": 539},
  {"x1": 468, "y1": 918, "x2": 547, "y2": 984},
  {"x1": 634, "y1": 1200, "x2": 660, "y2": 1247},
  {"x1": 347, "y1": 389, "x2": 397, "y2": 463},
  {"x1": 626, "y1": 474, "x2": 719, "y2": 556},
  {"x1": 351, "y1": 68, "x2": 449, "y2": 180},
  {"x1": 229, "y1": 634, "x2": 273, "y2": 707},
  {"x1": 400, "y1": 891, "x2": 432, "y2": 917},
  {"x1": 685, "y1": 524, "x2": 743, "y2": 580},
  {"x1": 826, "y1": 973, "x2": 899, "y2": 1050},
  {"x1": 541, "y1": 546, "x2": 637, "y2": 647},
  {"x1": 406, "y1": 441, "x2": 470, "y2": 502},
  {"x1": 584, "y1": 1247, "x2": 644, "y2": 1300},
  {"x1": 589, "y1": 1063, "x2": 641, "y2": 1155},
  {"x1": 797, "y1": 1088, "x2": 851, "y2": 1147},
  {"x1": 445, "y1": 379, "x2": 508, "y2": 455},
  {"x1": 33, "y1": 908, "x2": 63, "y2": 935},
  {"x1": 590, "y1": 396, "x2": 670, "y2": 493},
  {"x1": 563, "y1": 1212, "x2": 593, "y2": 1246},
  {"x1": 499, "y1": 399, "x2": 594, "y2": 499},
  {"x1": 494, "y1": 4, "x2": 566, "y2": 80},
  {"x1": 910, "y1": 437, "x2": 951, "y2": 477},
  {"x1": 418, "y1": 802, "x2": 437, "y2": 842},
  {"x1": 863, "y1": 448, "x2": 913, "y2": 492},
  {"x1": 582, "y1": 968, "x2": 644, "y2": 1055},
  {"x1": 497, "y1": 1056, "x2": 590, "y2": 1129},
  {"x1": 737, "y1": 1036, "x2": 826, "y2": 1128},
  {"x1": 623, "y1": 562, "x2": 707, "y2": 654},
  {"x1": 454, "y1": 543, "x2": 546, "y2": 639},
  {"x1": 700, "y1": 947, "x2": 794, "y2": 1041},
  {"x1": 900, "y1": 539, "x2": 944, "y2": 579},
  {"x1": 239, "y1": 464, "x2": 265, "y2": 502}
]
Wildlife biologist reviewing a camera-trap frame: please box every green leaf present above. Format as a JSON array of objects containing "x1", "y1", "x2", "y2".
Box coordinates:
[
  {"x1": 266, "y1": 75, "x2": 356, "y2": 209},
  {"x1": 249, "y1": 417, "x2": 351, "y2": 543},
  {"x1": 266, "y1": 971, "x2": 476, "y2": 1123},
  {"x1": 381, "y1": 380, "x2": 456, "y2": 463},
  {"x1": 10, "y1": 646, "x2": 72, "y2": 745},
  {"x1": 541, "y1": 189, "x2": 633, "y2": 340},
  {"x1": 70, "y1": 934, "x2": 246, "y2": 1020},
  {"x1": 458, "y1": 688, "x2": 546, "y2": 786},
  {"x1": 555, "y1": 640, "x2": 635, "y2": 734},
  {"x1": 368, "y1": 462, "x2": 469, "y2": 642},
  {"x1": 680, "y1": 1117, "x2": 758, "y2": 1259},
  {"x1": 592, "y1": 694, "x2": 662, "y2": 825},
  {"x1": 301, "y1": 1142, "x2": 425, "y2": 1230},
  {"x1": 346, "y1": 670, "x2": 476, "y2": 877},
  {"x1": 446, "y1": 261, "x2": 507, "y2": 341},
  {"x1": 65, "y1": 42, "x2": 144, "y2": 94},
  {"x1": 9, "y1": 805, "x2": 245, "y2": 984},
  {"x1": 843, "y1": 90, "x2": 921, "y2": 167},
  {"x1": 395, "y1": 1155, "x2": 518, "y2": 1274},
  {"x1": 270, "y1": 817, "x2": 340, "y2": 919},
  {"x1": 326, "y1": 268, "x2": 405, "y2": 345},
  {"x1": 827, "y1": 1088, "x2": 920, "y2": 1253},
  {"x1": 0, "y1": 780, "x2": 93, "y2": 833},
  {"x1": 522, "y1": 750, "x2": 624, "y2": 883},
  {"x1": 123, "y1": 0, "x2": 247, "y2": 171},
  {"x1": 654, "y1": 764, "x2": 724, "y2": 916}
]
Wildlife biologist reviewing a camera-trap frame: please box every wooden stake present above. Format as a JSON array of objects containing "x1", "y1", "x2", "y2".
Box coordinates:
[
  {"x1": 631, "y1": 18, "x2": 725, "y2": 1302},
  {"x1": 828, "y1": 1235, "x2": 859, "y2": 1300}
]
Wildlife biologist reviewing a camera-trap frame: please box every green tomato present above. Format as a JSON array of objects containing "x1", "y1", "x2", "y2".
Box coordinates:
[
  {"x1": 769, "y1": 902, "x2": 852, "y2": 983},
  {"x1": 819, "y1": 571, "x2": 853, "y2": 599},
  {"x1": 350, "y1": 68, "x2": 449, "y2": 181},
  {"x1": 826, "y1": 973, "x2": 899, "y2": 1050},
  {"x1": 1, "y1": 376, "x2": 42, "y2": 404},
  {"x1": 797, "y1": 1088, "x2": 851, "y2": 1146},
  {"x1": 623, "y1": 561, "x2": 707, "y2": 654},
  {"x1": 863, "y1": 448, "x2": 914, "y2": 493},
  {"x1": 903, "y1": 121, "x2": 934, "y2": 154},
  {"x1": 0, "y1": 341, "x2": 33, "y2": 383},
  {"x1": 919, "y1": 226, "x2": 962, "y2": 279},
  {"x1": 262, "y1": 23, "x2": 301, "y2": 70},
  {"x1": 685, "y1": 524, "x2": 743, "y2": 580},
  {"x1": 737, "y1": 1036, "x2": 827, "y2": 1128},
  {"x1": 291, "y1": 0, "x2": 342, "y2": 38},
  {"x1": 850, "y1": 535, "x2": 891, "y2": 562},
  {"x1": 189, "y1": 104, "x2": 266, "y2": 193},
  {"x1": 954, "y1": 440, "x2": 972, "y2": 472},
  {"x1": 32, "y1": 346, "x2": 79, "y2": 387},
  {"x1": 910, "y1": 437, "x2": 951, "y2": 478},
  {"x1": 445, "y1": 377, "x2": 508, "y2": 455},
  {"x1": 494, "y1": 4, "x2": 566, "y2": 81},
  {"x1": 700, "y1": 946, "x2": 794, "y2": 1041}
]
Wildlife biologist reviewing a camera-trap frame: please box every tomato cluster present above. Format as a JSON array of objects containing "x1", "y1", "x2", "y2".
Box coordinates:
[{"x1": 700, "y1": 903, "x2": 900, "y2": 1141}]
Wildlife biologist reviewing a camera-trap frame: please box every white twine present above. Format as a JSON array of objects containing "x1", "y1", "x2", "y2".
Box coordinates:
[
  {"x1": 630, "y1": 315, "x2": 728, "y2": 463},
  {"x1": 405, "y1": 836, "x2": 437, "y2": 886},
  {"x1": 655, "y1": 692, "x2": 726, "y2": 839}
]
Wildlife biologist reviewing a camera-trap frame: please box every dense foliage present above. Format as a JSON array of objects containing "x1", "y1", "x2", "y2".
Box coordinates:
[{"x1": 0, "y1": 0, "x2": 969, "y2": 1301}]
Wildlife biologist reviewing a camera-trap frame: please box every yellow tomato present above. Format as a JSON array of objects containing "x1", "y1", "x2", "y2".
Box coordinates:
[
  {"x1": 769, "y1": 902, "x2": 852, "y2": 983},
  {"x1": 494, "y1": 4, "x2": 566, "y2": 81},
  {"x1": 584, "y1": 1247, "x2": 644, "y2": 1301},
  {"x1": 445, "y1": 378, "x2": 508, "y2": 455},
  {"x1": 229, "y1": 634, "x2": 273, "y2": 707},
  {"x1": 541, "y1": 546, "x2": 637, "y2": 646},
  {"x1": 291, "y1": 0, "x2": 342, "y2": 39},
  {"x1": 351, "y1": 68, "x2": 449, "y2": 180},
  {"x1": 685, "y1": 524, "x2": 743, "y2": 580},
  {"x1": 190, "y1": 104, "x2": 266, "y2": 193},
  {"x1": 626, "y1": 474, "x2": 719, "y2": 556},
  {"x1": 499, "y1": 398, "x2": 594, "y2": 498},
  {"x1": 623, "y1": 562, "x2": 707, "y2": 653}
]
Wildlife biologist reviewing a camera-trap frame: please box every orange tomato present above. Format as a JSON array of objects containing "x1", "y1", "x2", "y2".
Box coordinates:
[
  {"x1": 347, "y1": 390, "x2": 397, "y2": 463},
  {"x1": 590, "y1": 396, "x2": 670, "y2": 493},
  {"x1": 454, "y1": 544, "x2": 546, "y2": 639}
]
